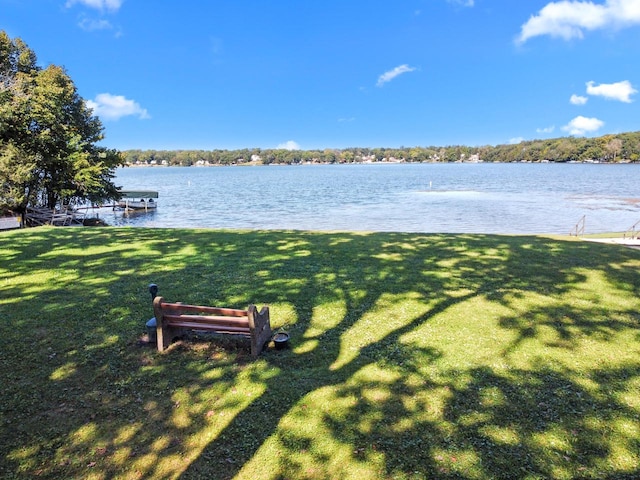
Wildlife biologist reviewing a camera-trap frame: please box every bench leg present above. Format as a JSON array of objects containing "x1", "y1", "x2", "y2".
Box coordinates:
[
  {"x1": 249, "y1": 305, "x2": 272, "y2": 356},
  {"x1": 157, "y1": 325, "x2": 181, "y2": 352},
  {"x1": 153, "y1": 296, "x2": 180, "y2": 352}
]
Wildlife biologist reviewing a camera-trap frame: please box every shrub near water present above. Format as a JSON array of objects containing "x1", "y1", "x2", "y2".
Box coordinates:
[{"x1": 0, "y1": 227, "x2": 639, "y2": 479}]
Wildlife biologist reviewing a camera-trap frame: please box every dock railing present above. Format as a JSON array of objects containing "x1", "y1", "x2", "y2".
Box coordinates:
[
  {"x1": 25, "y1": 206, "x2": 85, "y2": 227},
  {"x1": 623, "y1": 220, "x2": 640, "y2": 240},
  {"x1": 570, "y1": 215, "x2": 586, "y2": 237}
]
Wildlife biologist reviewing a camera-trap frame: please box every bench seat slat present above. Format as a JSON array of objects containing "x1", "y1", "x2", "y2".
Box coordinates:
[
  {"x1": 166, "y1": 321, "x2": 251, "y2": 335},
  {"x1": 164, "y1": 314, "x2": 249, "y2": 328},
  {"x1": 161, "y1": 302, "x2": 247, "y2": 317}
]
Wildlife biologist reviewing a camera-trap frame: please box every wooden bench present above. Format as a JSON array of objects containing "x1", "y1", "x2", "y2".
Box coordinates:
[{"x1": 152, "y1": 296, "x2": 272, "y2": 356}]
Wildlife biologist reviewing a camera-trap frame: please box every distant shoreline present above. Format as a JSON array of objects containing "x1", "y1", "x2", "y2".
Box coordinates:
[{"x1": 121, "y1": 159, "x2": 640, "y2": 168}]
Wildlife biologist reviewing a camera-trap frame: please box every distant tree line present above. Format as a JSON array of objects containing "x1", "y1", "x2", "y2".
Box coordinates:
[{"x1": 124, "y1": 131, "x2": 640, "y2": 167}]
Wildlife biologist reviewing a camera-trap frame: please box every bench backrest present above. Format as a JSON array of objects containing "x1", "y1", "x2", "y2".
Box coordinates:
[{"x1": 160, "y1": 301, "x2": 251, "y2": 329}]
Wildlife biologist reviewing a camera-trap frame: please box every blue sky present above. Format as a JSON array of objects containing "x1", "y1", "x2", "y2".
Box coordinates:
[{"x1": 2, "y1": 0, "x2": 639, "y2": 150}]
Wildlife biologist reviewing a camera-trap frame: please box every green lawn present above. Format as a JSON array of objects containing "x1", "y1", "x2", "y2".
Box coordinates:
[{"x1": 0, "y1": 227, "x2": 639, "y2": 479}]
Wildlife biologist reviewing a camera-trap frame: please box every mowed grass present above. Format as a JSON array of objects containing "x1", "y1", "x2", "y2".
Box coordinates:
[{"x1": 0, "y1": 227, "x2": 639, "y2": 480}]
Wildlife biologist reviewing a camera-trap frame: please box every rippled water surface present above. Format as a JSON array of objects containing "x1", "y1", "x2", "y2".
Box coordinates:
[{"x1": 103, "y1": 163, "x2": 640, "y2": 234}]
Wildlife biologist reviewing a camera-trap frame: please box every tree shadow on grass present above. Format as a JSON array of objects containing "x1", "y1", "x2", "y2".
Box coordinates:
[
  {"x1": 0, "y1": 228, "x2": 639, "y2": 479},
  {"x1": 182, "y1": 233, "x2": 640, "y2": 479}
]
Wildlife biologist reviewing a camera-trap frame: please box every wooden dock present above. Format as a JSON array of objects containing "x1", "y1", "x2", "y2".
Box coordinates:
[{"x1": 24, "y1": 207, "x2": 85, "y2": 227}]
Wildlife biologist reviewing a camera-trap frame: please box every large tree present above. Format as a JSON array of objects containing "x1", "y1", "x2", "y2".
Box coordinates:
[{"x1": 0, "y1": 31, "x2": 123, "y2": 216}]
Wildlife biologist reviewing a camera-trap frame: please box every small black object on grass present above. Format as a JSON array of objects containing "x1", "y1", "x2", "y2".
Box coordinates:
[{"x1": 273, "y1": 332, "x2": 290, "y2": 350}]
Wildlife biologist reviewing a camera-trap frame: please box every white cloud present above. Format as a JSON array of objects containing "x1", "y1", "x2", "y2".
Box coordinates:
[
  {"x1": 376, "y1": 64, "x2": 416, "y2": 87},
  {"x1": 570, "y1": 94, "x2": 588, "y2": 105},
  {"x1": 448, "y1": 0, "x2": 474, "y2": 6},
  {"x1": 78, "y1": 18, "x2": 113, "y2": 31},
  {"x1": 509, "y1": 137, "x2": 525, "y2": 144},
  {"x1": 66, "y1": 0, "x2": 123, "y2": 12},
  {"x1": 586, "y1": 80, "x2": 637, "y2": 102},
  {"x1": 517, "y1": 0, "x2": 640, "y2": 44},
  {"x1": 86, "y1": 93, "x2": 149, "y2": 120},
  {"x1": 537, "y1": 125, "x2": 556, "y2": 134},
  {"x1": 562, "y1": 115, "x2": 604, "y2": 135},
  {"x1": 277, "y1": 140, "x2": 300, "y2": 150}
]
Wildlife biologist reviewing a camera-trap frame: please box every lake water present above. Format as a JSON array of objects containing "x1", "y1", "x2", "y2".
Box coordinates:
[{"x1": 103, "y1": 163, "x2": 640, "y2": 235}]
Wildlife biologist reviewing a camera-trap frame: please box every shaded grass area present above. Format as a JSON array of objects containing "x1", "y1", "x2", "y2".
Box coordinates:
[{"x1": 0, "y1": 227, "x2": 639, "y2": 479}]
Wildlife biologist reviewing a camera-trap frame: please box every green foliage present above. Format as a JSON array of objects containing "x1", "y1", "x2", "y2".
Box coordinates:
[
  {"x1": 0, "y1": 227, "x2": 638, "y2": 479},
  {"x1": 0, "y1": 31, "x2": 123, "y2": 212},
  {"x1": 0, "y1": 141, "x2": 37, "y2": 212}
]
